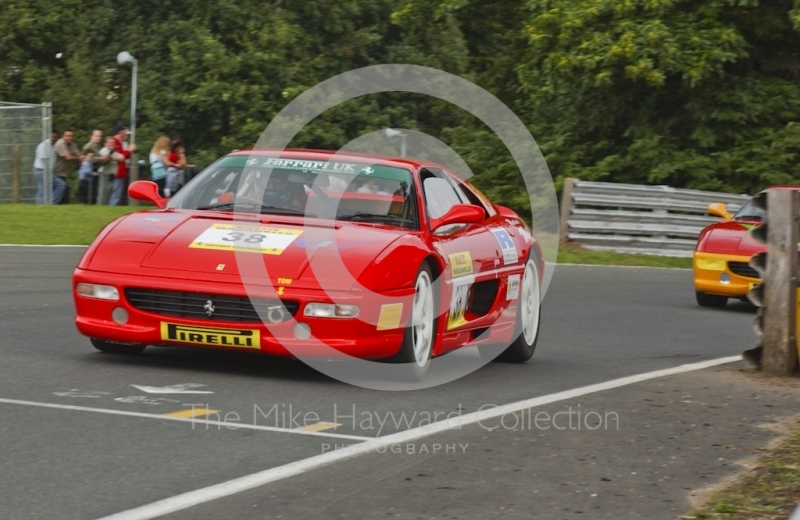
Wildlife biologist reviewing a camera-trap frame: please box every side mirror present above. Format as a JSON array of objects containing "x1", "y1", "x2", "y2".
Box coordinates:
[
  {"x1": 129, "y1": 181, "x2": 168, "y2": 209},
  {"x1": 430, "y1": 204, "x2": 485, "y2": 232},
  {"x1": 707, "y1": 202, "x2": 732, "y2": 221}
]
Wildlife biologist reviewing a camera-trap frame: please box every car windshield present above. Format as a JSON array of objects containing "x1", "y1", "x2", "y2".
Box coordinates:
[
  {"x1": 168, "y1": 155, "x2": 417, "y2": 229},
  {"x1": 732, "y1": 200, "x2": 763, "y2": 221}
]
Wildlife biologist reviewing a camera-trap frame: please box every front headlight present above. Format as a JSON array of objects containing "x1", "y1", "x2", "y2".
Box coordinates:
[
  {"x1": 695, "y1": 258, "x2": 725, "y2": 271},
  {"x1": 76, "y1": 283, "x2": 120, "y2": 301},
  {"x1": 303, "y1": 303, "x2": 359, "y2": 318}
]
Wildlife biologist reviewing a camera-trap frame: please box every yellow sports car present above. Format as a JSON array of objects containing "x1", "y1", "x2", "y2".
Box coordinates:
[{"x1": 693, "y1": 200, "x2": 762, "y2": 308}]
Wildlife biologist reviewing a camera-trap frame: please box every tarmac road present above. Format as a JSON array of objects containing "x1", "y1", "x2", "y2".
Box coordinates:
[{"x1": 0, "y1": 246, "x2": 772, "y2": 519}]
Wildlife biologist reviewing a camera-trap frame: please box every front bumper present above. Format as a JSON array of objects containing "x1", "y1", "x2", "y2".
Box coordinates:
[
  {"x1": 73, "y1": 268, "x2": 413, "y2": 358},
  {"x1": 693, "y1": 251, "x2": 759, "y2": 298}
]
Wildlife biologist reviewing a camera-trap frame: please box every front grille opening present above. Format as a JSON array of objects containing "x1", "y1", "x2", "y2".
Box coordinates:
[
  {"x1": 469, "y1": 279, "x2": 499, "y2": 317},
  {"x1": 125, "y1": 288, "x2": 298, "y2": 323},
  {"x1": 728, "y1": 262, "x2": 759, "y2": 279}
]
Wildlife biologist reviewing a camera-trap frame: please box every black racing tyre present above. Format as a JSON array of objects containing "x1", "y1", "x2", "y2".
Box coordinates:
[
  {"x1": 493, "y1": 257, "x2": 542, "y2": 363},
  {"x1": 391, "y1": 263, "x2": 437, "y2": 379},
  {"x1": 695, "y1": 290, "x2": 728, "y2": 308},
  {"x1": 90, "y1": 338, "x2": 146, "y2": 355}
]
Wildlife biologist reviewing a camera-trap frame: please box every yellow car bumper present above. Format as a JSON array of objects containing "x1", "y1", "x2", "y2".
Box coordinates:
[{"x1": 693, "y1": 251, "x2": 759, "y2": 298}]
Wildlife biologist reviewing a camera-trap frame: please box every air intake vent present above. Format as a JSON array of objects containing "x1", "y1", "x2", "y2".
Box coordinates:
[{"x1": 125, "y1": 288, "x2": 298, "y2": 323}]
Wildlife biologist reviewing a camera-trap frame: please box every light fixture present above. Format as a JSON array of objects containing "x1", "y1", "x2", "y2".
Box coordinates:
[
  {"x1": 385, "y1": 128, "x2": 407, "y2": 157},
  {"x1": 76, "y1": 283, "x2": 120, "y2": 301},
  {"x1": 116, "y1": 51, "x2": 134, "y2": 65},
  {"x1": 303, "y1": 303, "x2": 360, "y2": 318}
]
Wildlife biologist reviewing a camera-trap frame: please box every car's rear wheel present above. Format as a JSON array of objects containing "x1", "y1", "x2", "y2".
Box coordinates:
[
  {"x1": 493, "y1": 258, "x2": 541, "y2": 363},
  {"x1": 695, "y1": 290, "x2": 728, "y2": 308},
  {"x1": 392, "y1": 263, "x2": 436, "y2": 379},
  {"x1": 91, "y1": 338, "x2": 146, "y2": 355}
]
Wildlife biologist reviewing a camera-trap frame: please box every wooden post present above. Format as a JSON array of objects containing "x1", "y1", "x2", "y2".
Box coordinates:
[
  {"x1": 12, "y1": 145, "x2": 21, "y2": 203},
  {"x1": 761, "y1": 189, "x2": 800, "y2": 375},
  {"x1": 559, "y1": 177, "x2": 576, "y2": 242}
]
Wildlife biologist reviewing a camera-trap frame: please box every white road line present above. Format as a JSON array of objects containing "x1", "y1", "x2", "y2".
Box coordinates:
[
  {"x1": 0, "y1": 397, "x2": 368, "y2": 442},
  {"x1": 97, "y1": 355, "x2": 743, "y2": 520}
]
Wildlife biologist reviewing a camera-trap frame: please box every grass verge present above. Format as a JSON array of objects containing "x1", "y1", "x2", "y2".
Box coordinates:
[
  {"x1": 0, "y1": 204, "x2": 143, "y2": 245},
  {"x1": 686, "y1": 420, "x2": 800, "y2": 519},
  {"x1": 556, "y1": 243, "x2": 692, "y2": 269}
]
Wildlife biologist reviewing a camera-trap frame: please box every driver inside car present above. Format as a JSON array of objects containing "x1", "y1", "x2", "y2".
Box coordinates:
[{"x1": 216, "y1": 169, "x2": 308, "y2": 210}]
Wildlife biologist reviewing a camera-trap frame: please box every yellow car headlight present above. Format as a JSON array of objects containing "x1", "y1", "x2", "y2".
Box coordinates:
[{"x1": 696, "y1": 259, "x2": 725, "y2": 271}]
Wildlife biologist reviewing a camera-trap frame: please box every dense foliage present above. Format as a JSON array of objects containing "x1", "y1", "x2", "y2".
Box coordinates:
[{"x1": 1, "y1": 0, "x2": 798, "y2": 211}]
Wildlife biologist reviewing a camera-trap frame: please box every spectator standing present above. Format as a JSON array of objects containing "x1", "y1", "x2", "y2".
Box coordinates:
[
  {"x1": 33, "y1": 131, "x2": 58, "y2": 204},
  {"x1": 78, "y1": 129, "x2": 108, "y2": 204},
  {"x1": 109, "y1": 124, "x2": 137, "y2": 206},
  {"x1": 77, "y1": 152, "x2": 97, "y2": 204},
  {"x1": 98, "y1": 136, "x2": 124, "y2": 204},
  {"x1": 53, "y1": 129, "x2": 82, "y2": 204},
  {"x1": 149, "y1": 136, "x2": 177, "y2": 197},
  {"x1": 165, "y1": 138, "x2": 192, "y2": 197}
]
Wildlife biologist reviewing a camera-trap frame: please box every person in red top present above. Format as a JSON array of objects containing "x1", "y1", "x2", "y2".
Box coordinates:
[
  {"x1": 109, "y1": 124, "x2": 137, "y2": 206},
  {"x1": 165, "y1": 138, "x2": 192, "y2": 197}
]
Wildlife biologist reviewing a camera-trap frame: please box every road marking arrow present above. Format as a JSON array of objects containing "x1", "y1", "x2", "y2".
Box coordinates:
[{"x1": 130, "y1": 383, "x2": 213, "y2": 394}]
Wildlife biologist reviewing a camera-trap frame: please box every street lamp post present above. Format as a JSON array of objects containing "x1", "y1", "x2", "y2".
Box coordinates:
[
  {"x1": 385, "y1": 128, "x2": 407, "y2": 157},
  {"x1": 117, "y1": 51, "x2": 138, "y2": 204}
]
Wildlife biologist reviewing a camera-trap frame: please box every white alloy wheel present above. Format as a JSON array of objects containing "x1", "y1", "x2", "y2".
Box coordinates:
[
  {"x1": 520, "y1": 259, "x2": 541, "y2": 345},
  {"x1": 412, "y1": 270, "x2": 434, "y2": 367}
]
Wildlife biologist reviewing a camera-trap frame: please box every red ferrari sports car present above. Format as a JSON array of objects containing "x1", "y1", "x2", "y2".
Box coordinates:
[{"x1": 73, "y1": 150, "x2": 543, "y2": 372}]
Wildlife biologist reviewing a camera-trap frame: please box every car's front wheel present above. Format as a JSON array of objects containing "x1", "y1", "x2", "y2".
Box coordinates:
[
  {"x1": 392, "y1": 263, "x2": 437, "y2": 379},
  {"x1": 695, "y1": 290, "x2": 727, "y2": 308},
  {"x1": 91, "y1": 338, "x2": 146, "y2": 355}
]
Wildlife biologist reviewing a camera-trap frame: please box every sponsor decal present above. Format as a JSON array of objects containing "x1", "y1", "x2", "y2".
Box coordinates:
[
  {"x1": 449, "y1": 251, "x2": 473, "y2": 278},
  {"x1": 160, "y1": 323, "x2": 260, "y2": 349},
  {"x1": 259, "y1": 158, "x2": 357, "y2": 173},
  {"x1": 215, "y1": 263, "x2": 225, "y2": 271},
  {"x1": 377, "y1": 303, "x2": 403, "y2": 330},
  {"x1": 506, "y1": 274, "x2": 521, "y2": 300},
  {"x1": 190, "y1": 223, "x2": 303, "y2": 255},
  {"x1": 447, "y1": 275, "x2": 474, "y2": 330},
  {"x1": 519, "y1": 227, "x2": 532, "y2": 243},
  {"x1": 492, "y1": 229, "x2": 519, "y2": 264}
]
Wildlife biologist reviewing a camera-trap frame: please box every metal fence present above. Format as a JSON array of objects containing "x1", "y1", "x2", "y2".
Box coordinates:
[
  {"x1": 559, "y1": 178, "x2": 751, "y2": 257},
  {"x1": 0, "y1": 101, "x2": 53, "y2": 204}
]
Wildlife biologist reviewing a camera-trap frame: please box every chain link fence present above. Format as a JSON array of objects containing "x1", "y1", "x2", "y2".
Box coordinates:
[{"x1": 0, "y1": 101, "x2": 52, "y2": 204}]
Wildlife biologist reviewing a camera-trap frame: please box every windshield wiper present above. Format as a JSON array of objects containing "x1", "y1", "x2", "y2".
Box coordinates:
[
  {"x1": 197, "y1": 202, "x2": 309, "y2": 216},
  {"x1": 337, "y1": 212, "x2": 413, "y2": 226}
]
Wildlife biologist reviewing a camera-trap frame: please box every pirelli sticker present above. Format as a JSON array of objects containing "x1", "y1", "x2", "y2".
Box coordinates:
[
  {"x1": 449, "y1": 251, "x2": 473, "y2": 278},
  {"x1": 190, "y1": 223, "x2": 302, "y2": 255},
  {"x1": 160, "y1": 322, "x2": 260, "y2": 349}
]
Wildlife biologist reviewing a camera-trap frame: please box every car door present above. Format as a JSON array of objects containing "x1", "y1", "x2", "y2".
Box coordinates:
[{"x1": 420, "y1": 168, "x2": 499, "y2": 337}]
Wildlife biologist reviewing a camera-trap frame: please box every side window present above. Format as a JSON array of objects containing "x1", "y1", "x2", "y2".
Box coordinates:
[
  {"x1": 423, "y1": 176, "x2": 463, "y2": 219},
  {"x1": 458, "y1": 182, "x2": 491, "y2": 214}
]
